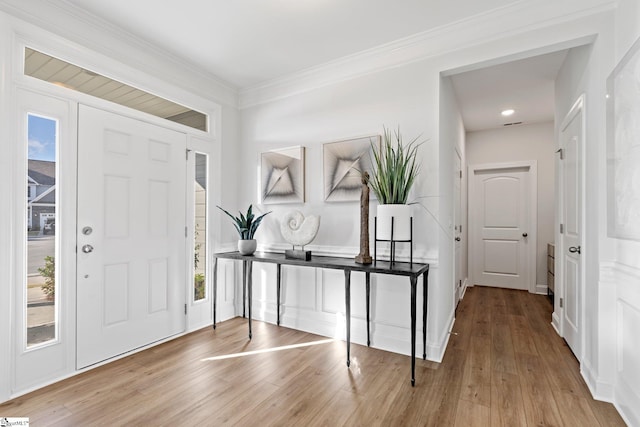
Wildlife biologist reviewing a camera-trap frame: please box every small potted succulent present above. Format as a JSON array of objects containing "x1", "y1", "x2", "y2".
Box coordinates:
[{"x1": 217, "y1": 205, "x2": 271, "y2": 255}]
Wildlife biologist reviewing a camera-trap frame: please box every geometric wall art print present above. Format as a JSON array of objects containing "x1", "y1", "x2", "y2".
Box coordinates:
[
  {"x1": 261, "y1": 146, "x2": 305, "y2": 204},
  {"x1": 323, "y1": 135, "x2": 380, "y2": 202},
  {"x1": 606, "y1": 35, "x2": 640, "y2": 241}
]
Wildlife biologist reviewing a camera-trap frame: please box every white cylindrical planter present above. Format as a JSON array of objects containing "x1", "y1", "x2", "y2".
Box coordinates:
[
  {"x1": 238, "y1": 239, "x2": 257, "y2": 255},
  {"x1": 376, "y1": 204, "x2": 412, "y2": 241}
]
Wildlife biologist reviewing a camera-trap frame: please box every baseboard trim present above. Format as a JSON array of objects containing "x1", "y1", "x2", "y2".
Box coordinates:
[
  {"x1": 581, "y1": 359, "x2": 614, "y2": 402},
  {"x1": 535, "y1": 283, "x2": 548, "y2": 294},
  {"x1": 551, "y1": 311, "x2": 561, "y2": 335},
  {"x1": 460, "y1": 278, "x2": 468, "y2": 300}
]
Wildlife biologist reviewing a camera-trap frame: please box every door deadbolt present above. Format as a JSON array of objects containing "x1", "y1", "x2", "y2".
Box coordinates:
[
  {"x1": 82, "y1": 226, "x2": 93, "y2": 235},
  {"x1": 82, "y1": 244, "x2": 94, "y2": 253}
]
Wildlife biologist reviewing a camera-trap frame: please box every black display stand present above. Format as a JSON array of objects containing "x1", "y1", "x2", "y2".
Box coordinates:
[{"x1": 374, "y1": 216, "x2": 413, "y2": 267}]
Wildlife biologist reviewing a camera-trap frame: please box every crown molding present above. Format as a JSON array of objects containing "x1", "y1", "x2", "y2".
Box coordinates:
[
  {"x1": 239, "y1": 0, "x2": 616, "y2": 109},
  {"x1": 0, "y1": 0, "x2": 239, "y2": 107}
]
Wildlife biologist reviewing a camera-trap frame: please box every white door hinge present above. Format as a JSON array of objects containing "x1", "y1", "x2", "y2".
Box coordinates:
[
  {"x1": 559, "y1": 298, "x2": 563, "y2": 308},
  {"x1": 560, "y1": 223, "x2": 564, "y2": 234},
  {"x1": 185, "y1": 303, "x2": 187, "y2": 315}
]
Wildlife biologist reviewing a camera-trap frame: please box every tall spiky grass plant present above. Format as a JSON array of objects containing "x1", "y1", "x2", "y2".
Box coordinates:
[{"x1": 369, "y1": 127, "x2": 422, "y2": 204}]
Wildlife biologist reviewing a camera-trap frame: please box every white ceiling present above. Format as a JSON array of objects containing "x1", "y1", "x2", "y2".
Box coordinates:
[
  {"x1": 450, "y1": 50, "x2": 568, "y2": 131},
  {"x1": 58, "y1": 0, "x2": 569, "y2": 131},
  {"x1": 63, "y1": 0, "x2": 520, "y2": 89}
]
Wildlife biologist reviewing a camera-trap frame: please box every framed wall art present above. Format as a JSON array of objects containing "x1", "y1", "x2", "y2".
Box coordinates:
[
  {"x1": 323, "y1": 135, "x2": 380, "y2": 202},
  {"x1": 607, "y1": 36, "x2": 640, "y2": 241},
  {"x1": 261, "y1": 146, "x2": 305, "y2": 204}
]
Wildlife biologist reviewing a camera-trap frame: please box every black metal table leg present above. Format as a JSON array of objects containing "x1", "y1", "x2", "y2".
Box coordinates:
[
  {"x1": 242, "y1": 260, "x2": 247, "y2": 318},
  {"x1": 248, "y1": 260, "x2": 253, "y2": 339},
  {"x1": 213, "y1": 257, "x2": 218, "y2": 329},
  {"x1": 276, "y1": 264, "x2": 282, "y2": 326},
  {"x1": 345, "y1": 269, "x2": 351, "y2": 367},
  {"x1": 423, "y1": 270, "x2": 429, "y2": 360},
  {"x1": 410, "y1": 275, "x2": 417, "y2": 386},
  {"x1": 366, "y1": 272, "x2": 371, "y2": 346}
]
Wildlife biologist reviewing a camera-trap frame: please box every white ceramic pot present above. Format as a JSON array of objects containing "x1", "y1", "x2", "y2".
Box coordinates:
[
  {"x1": 238, "y1": 239, "x2": 257, "y2": 255},
  {"x1": 376, "y1": 204, "x2": 412, "y2": 241}
]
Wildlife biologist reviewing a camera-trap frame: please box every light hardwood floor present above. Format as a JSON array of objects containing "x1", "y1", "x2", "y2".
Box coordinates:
[{"x1": 1, "y1": 286, "x2": 626, "y2": 426}]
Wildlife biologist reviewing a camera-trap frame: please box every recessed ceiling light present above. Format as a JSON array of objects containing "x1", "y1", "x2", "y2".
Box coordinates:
[{"x1": 501, "y1": 109, "x2": 515, "y2": 117}]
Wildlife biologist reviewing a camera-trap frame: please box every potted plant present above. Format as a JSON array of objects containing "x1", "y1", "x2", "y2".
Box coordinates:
[
  {"x1": 217, "y1": 204, "x2": 271, "y2": 255},
  {"x1": 369, "y1": 126, "x2": 422, "y2": 242}
]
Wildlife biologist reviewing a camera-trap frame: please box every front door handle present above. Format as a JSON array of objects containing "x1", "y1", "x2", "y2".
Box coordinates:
[
  {"x1": 522, "y1": 232, "x2": 528, "y2": 237},
  {"x1": 455, "y1": 237, "x2": 461, "y2": 242},
  {"x1": 568, "y1": 246, "x2": 581, "y2": 254},
  {"x1": 82, "y1": 244, "x2": 94, "y2": 254}
]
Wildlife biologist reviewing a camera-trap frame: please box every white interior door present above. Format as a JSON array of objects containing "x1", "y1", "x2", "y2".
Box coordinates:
[
  {"x1": 470, "y1": 164, "x2": 533, "y2": 290},
  {"x1": 560, "y1": 99, "x2": 583, "y2": 360},
  {"x1": 77, "y1": 105, "x2": 187, "y2": 369},
  {"x1": 454, "y1": 151, "x2": 462, "y2": 304}
]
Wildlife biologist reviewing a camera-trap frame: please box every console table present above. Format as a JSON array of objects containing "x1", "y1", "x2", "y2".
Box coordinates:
[{"x1": 212, "y1": 251, "x2": 430, "y2": 386}]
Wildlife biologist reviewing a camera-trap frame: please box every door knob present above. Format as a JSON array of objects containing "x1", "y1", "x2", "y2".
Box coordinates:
[
  {"x1": 455, "y1": 237, "x2": 461, "y2": 241},
  {"x1": 82, "y1": 244, "x2": 94, "y2": 253},
  {"x1": 522, "y1": 233, "x2": 528, "y2": 237},
  {"x1": 568, "y1": 246, "x2": 581, "y2": 254}
]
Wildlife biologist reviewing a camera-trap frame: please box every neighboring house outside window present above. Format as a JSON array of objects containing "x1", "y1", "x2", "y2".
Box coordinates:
[{"x1": 27, "y1": 160, "x2": 55, "y2": 232}]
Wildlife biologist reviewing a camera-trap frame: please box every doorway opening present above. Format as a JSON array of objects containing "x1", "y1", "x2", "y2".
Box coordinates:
[{"x1": 441, "y1": 41, "x2": 592, "y2": 363}]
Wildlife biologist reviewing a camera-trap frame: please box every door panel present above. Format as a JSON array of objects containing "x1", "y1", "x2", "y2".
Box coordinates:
[
  {"x1": 471, "y1": 167, "x2": 531, "y2": 290},
  {"x1": 454, "y1": 151, "x2": 462, "y2": 304},
  {"x1": 560, "y1": 101, "x2": 583, "y2": 360},
  {"x1": 77, "y1": 105, "x2": 186, "y2": 369}
]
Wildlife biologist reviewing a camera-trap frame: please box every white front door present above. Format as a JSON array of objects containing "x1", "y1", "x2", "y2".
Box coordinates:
[
  {"x1": 470, "y1": 163, "x2": 534, "y2": 290},
  {"x1": 77, "y1": 105, "x2": 187, "y2": 368},
  {"x1": 559, "y1": 98, "x2": 583, "y2": 360}
]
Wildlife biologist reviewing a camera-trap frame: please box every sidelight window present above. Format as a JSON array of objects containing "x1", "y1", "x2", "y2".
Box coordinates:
[
  {"x1": 26, "y1": 113, "x2": 58, "y2": 347},
  {"x1": 194, "y1": 153, "x2": 208, "y2": 301}
]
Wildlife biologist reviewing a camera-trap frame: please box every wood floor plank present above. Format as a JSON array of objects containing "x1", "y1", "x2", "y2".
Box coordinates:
[
  {"x1": 516, "y1": 352, "x2": 564, "y2": 427},
  {"x1": 459, "y1": 336, "x2": 491, "y2": 407},
  {"x1": 454, "y1": 399, "x2": 491, "y2": 427},
  {"x1": 490, "y1": 371, "x2": 528, "y2": 426},
  {"x1": 553, "y1": 389, "x2": 602, "y2": 427},
  {"x1": 0, "y1": 286, "x2": 626, "y2": 426},
  {"x1": 491, "y1": 321, "x2": 518, "y2": 375},
  {"x1": 509, "y1": 313, "x2": 539, "y2": 355}
]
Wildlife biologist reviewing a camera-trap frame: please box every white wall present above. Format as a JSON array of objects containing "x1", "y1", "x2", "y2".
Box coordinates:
[
  {"x1": 466, "y1": 122, "x2": 555, "y2": 291},
  {"x1": 439, "y1": 75, "x2": 466, "y2": 304},
  {"x1": 239, "y1": 61, "x2": 445, "y2": 359},
  {"x1": 599, "y1": 0, "x2": 640, "y2": 424}
]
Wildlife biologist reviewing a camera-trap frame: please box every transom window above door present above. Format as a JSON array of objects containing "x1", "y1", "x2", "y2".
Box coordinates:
[{"x1": 24, "y1": 48, "x2": 208, "y2": 132}]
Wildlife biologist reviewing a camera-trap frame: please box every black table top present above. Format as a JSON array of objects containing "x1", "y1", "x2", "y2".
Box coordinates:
[{"x1": 213, "y1": 251, "x2": 429, "y2": 277}]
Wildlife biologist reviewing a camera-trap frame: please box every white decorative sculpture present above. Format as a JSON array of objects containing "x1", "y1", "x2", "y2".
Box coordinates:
[{"x1": 280, "y1": 210, "x2": 320, "y2": 260}]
